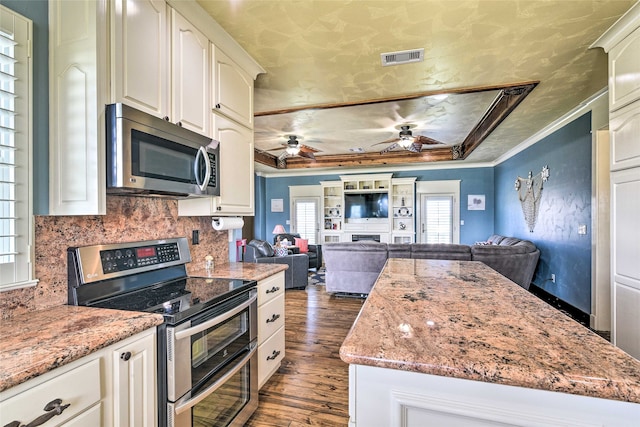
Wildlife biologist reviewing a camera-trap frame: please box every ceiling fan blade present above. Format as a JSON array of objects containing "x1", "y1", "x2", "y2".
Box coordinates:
[
  {"x1": 415, "y1": 135, "x2": 444, "y2": 145},
  {"x1": 380, "y1": 142, "x2": 399, "y2": 154},
  {"x1": 266, "y1": 145, "x2": 286, "y2": 151},
  {"x1": 408, "y1": 142, "x2": 422, "y2": 153},
  {"x1": 297, "y1": 150, "x2": 316, "y2": 160},
  {"x1": 372, "y1": 137, "x2": 400, "y2": 146},
  {"x1": 298, "y1": 144, "x2": 319, "y2": 153}
]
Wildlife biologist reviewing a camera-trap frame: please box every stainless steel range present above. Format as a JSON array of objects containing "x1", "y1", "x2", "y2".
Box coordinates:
[{"x1": 67, "y1": 238, "x2": 258, "y2": 427}]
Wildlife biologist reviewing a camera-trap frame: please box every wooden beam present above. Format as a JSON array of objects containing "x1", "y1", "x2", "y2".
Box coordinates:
[
  {"x1": 254, "y1": 149, "x2": 280, "y2": 169},
  {"x1": 461, "y1": 82, "x2": 538, "y2": 159},
  {"x1": 283, "y1": 147, "x2": 454, "y2": 169},
  {"x1": 254, "y1": 81, "x2": 539, "y2": 117}
]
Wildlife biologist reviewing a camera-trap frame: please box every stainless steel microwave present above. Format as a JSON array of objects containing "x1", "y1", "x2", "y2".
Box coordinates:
[{"x1": 106, "y1": 103, "x2": 220, "y2": 198}]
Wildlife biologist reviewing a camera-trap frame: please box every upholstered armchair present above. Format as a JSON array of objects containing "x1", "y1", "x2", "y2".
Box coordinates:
[
  {"x1": 244, "y1": 239, "x2": 309, "y2": 289},
  {"x1": 273, "y1": 233, "x2": 323, "y2": 271}
]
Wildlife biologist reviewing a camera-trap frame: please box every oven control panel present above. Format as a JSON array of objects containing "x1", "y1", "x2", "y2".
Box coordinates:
[{"x1": 101, "y1": 242, "x2": 181, "y2": 273}]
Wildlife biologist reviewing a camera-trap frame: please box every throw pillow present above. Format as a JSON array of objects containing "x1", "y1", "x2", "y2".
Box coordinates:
[
  {"x1": 474, "y1": 241, "x2": 492, "y2": 245},
  {"x1": 294, "y1": 237, "x2": 309, "y2": 253},
  {"x1": 274, "y1": 246, "x2": 288, "y2": 257}
]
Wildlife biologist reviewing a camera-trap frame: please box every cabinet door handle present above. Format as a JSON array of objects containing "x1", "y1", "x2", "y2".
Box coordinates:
[
  {"x1": 163, "y1": 116, "x2": 170, "y2": 121},
  {"x1": 176, "y1": 121, "x2": 183, "y2": 127},
  {"x1": 120, "y1": 351, "x2": 132, "y2": 361},
  {"x1": 215, "y1": 103, "x2": 221, "y2": 109},
  {"x1": 266, "y1": 313, "x2": 280, "y2": 323},
  {"x1": 4, "y1": 398, "x2": 71, "y2": 427},
  {"x1": 266, "y1": 286, "x2": 280, "y2": 294},
  {"x1": 266, "y1": 350, "x2": 281, "y2": 361}
]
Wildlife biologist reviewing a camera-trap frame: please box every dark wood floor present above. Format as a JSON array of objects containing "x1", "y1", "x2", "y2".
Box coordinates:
[{"x1": 246, "y1": 283, "x2": 364, "y2": 426}]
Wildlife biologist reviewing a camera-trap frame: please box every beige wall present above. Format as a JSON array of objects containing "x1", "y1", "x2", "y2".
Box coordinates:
[{"x1": 0, "y1": 196, "x2": 229, "y2": 319}]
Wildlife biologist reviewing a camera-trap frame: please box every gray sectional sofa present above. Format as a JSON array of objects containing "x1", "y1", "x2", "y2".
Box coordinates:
[{"x1": 322, "y1": 234, "x2": 540, "y2": 294}]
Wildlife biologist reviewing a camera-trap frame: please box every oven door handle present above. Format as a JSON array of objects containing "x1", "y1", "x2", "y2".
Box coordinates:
[
  {"x1": 174, "y1": 290, "x2": 257, "y2": 341},
  {"x1": 174, "y1": 342, "x2": 257, "y2": 415}
]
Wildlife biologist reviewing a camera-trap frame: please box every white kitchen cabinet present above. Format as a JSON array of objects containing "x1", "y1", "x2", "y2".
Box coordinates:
[
  {"x1": 0, "y1": 359, "x2": 101, "y2": 426},
  {"x1": 171, "y1": 8, "x2": 210, "y2": 135},
  {"x1": 110, "y1": 330, "x2": 157, "y2": 427},
  {"x1": 212, "y1": 47, "x2": 254, "y2": 129},
  {"x1": 111, "y1": 0, "x2": 169, "y2": 118},
  {"x1": 348, "y1": 364, "x2": 640, "y2": 427},
  {"x1": 611, "y1": 167, "x2": 640, "y2": 358},
  {"x1": 592, "y1": 2, "x2": 640, "y2": 360},
  {"x1": 178, "y1": 115, "x2": 255, "y2": 216},
  {"x1": 0, "y1": 328, "x2": 156, "y2": 427},
  {"x1": 48, "y1": 0, "x2": 107, "y2": 215},
  {"x1": 256, "y1": 272, "x2": 285, "y2": 388}
]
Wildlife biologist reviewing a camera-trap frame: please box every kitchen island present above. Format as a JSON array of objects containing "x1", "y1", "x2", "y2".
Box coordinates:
[{"x1": 340, "y1": 259, "x2": 640, "y2": 426}]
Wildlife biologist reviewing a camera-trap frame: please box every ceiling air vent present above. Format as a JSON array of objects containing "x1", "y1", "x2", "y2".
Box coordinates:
[{"x1": 380, "y1": 48, "x2": 424, "y2": 67}]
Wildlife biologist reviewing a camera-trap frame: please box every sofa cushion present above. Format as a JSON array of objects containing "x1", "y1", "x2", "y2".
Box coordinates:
[
  {"x1": 388, "y1": 243, "x2": 412, "y2": 258},
  {"x1": 249, "y1": 239, "x2": 274, "y2": 257},
  {"x1": 497, "y1": 237, "x2": 522, "y2": 246},
  {"x1": 487, "y1": 234, "x2": 506, "y2": 245},
  {"x1": 411, "y1": 243, "x2": 471, "y2": 260}
]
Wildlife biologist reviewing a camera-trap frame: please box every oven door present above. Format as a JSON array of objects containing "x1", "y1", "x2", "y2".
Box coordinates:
[
  {"x1": 166, "y1": 288, "x2": 258, "y2": 401},
  {"x1": 168, "y1": 343, "x2": 258, "y2": 427}
]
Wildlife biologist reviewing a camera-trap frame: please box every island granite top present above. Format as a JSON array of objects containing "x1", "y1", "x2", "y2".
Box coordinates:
[{"x1": 340, "y1": 258, "x2": 640, "y2": 404}]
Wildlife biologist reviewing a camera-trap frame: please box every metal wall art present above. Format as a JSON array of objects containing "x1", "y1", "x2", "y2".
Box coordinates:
[{"x1": 514, "y1": 166, "x2": 550, "y2": 232}]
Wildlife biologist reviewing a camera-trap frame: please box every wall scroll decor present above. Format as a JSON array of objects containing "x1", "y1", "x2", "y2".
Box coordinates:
[{"x1": 514, "y1": 166, "x2": 550, "y2": 232}]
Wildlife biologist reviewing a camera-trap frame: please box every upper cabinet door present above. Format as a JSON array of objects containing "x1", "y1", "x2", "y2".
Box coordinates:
[
  {"x1": 171, "y1": 10, "x2": 210, "y2": 135},
  {"x1": 609, "y1": 26, "x2": 640, "y2": 112},
  {"x1": 112, "y1": 0, "x2": 169, "y2": 118},
  {"x1": 213, "y1": 47, "x2": 254, "y2": 128}
]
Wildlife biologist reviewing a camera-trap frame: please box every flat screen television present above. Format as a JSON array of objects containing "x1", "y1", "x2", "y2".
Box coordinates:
[{"x1": 344, "y1": 192, "x2": 388, "y2": 219}]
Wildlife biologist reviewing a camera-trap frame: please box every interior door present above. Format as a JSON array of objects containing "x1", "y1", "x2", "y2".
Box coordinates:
[{"x1": 292, "y1": 197, "x2": 320, "y2": 244}]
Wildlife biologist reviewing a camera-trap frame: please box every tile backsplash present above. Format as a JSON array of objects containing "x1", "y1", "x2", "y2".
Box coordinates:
[{"x1": 0, "y1": 196, "x2": 229, "y2": 319}]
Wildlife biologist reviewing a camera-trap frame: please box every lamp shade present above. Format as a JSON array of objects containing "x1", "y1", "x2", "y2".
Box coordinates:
[{"x1": 272, "y1": 224, "x2": 286, "y2": 234}]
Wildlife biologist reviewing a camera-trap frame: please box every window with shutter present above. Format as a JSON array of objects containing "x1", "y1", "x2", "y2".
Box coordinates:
[
  {"x1": 293, "y1": 199, "x2": 317, "y2": 245},
  {"x1": 424, "y1": 196, "x2": 453, "y2": 244},
  {"x1": 0, "y1": 6, "x2": 34, "y2": 289}
]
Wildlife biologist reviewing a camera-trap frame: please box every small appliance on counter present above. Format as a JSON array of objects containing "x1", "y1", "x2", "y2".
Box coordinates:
[{"x1": 68, "y1": 237, "x2": 258, "y2": 427}]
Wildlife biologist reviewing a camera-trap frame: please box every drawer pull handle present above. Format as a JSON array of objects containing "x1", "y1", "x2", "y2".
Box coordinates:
[
  {"x1": 121, "y1": 351, "x2": 132, "y2": 361},
  {"x1": 5, "y1": 398, "x2": 70, "y2": 427},
  {"x1": 266, "y1": 314, "x2": 280, "y2": 323},
  {"x1": 266, "y1": 286, "x2": 280, "y2": 294},
  {"x1": 266, "y1": 350, "x2": 281, "y2": 361}
]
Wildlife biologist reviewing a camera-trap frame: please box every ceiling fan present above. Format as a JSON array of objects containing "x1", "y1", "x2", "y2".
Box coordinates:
[
  {"x1": 266, "y1": 135, "x2": 319, "y2": 160},
  {"x1": 373, "y1": 125, "x2": 444, "y2": 154}
]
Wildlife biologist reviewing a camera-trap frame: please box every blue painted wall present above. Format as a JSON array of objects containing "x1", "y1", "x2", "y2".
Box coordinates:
[
  {"x1": 254, "y1": 167, "x2": 494, "y2": 245},
  {"x1": 495, "y1": 113, "x2": 592, "y2": 313},
  {"x1": 2, "y1": 0, "x2": 49, "y2": 214}
]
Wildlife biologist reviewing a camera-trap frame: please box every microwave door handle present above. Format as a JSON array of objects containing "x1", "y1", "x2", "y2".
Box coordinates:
[
  {"x1": 174, "y1": 291, "x2": 258, "y2": 341},
  {"x1": 174, "y1": 342, "x2": 257, "y2": 415},
  {"x1": 193, "y1": 146, "x2": 211, "y2": 192}
]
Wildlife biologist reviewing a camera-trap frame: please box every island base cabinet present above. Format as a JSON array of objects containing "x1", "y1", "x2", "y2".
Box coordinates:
[{"x1": 348, "y1": 365, "x2": 640, "y2": 427}]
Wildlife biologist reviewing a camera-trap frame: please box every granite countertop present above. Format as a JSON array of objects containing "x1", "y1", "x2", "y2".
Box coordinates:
[
  {"x1": 340, "y1": 258, "x2": 640, "y2": 404},
  {"x1": 0, "y1": 262, "x2": 286, "y2": 393},
  {"x1": 0, "y1": 305, "x2": 164, "y2": 392},
  {"x1": 187, "y1": 261, "x2": 288, "y2": 281}
]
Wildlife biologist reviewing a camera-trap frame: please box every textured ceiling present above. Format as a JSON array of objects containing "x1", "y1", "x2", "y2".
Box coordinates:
[{"x1": 196, "y1": 0, "x2": 635, "y2": 172}]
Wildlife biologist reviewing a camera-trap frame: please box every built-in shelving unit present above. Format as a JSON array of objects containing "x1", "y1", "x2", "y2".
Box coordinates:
[
  {"x1": 391, "y1": 177, "x2": 416, "y2": 243},
  {"x1": 320, "y1": 181, "x2": 343, "y2": 243}
]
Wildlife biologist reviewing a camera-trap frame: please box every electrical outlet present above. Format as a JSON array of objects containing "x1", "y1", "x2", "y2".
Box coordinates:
[{"x1": 551, "y1": 273, "x2": 556, "y2": 283}]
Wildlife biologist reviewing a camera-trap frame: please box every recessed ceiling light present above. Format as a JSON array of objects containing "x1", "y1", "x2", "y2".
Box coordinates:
[{"x1": 350, "y1": 147, "x2": 365, "y2": 153}]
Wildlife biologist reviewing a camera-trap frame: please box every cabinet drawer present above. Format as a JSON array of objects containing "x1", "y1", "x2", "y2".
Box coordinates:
[
  {"x1": 0, "y1": 359, "x2": 101, "y2": 426},
  {"x1": 258, "y1": 272, "x2": 284, "y2": 306},
  {"x1": 62, "y1": 403, "x2": 102, "y2": 427},
  {"x1": 258, "y1": 326, "x2": 285, "y2": 388},
  {"x1": 258, "y1": 294, "x2": 285, "y2": 345}
]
